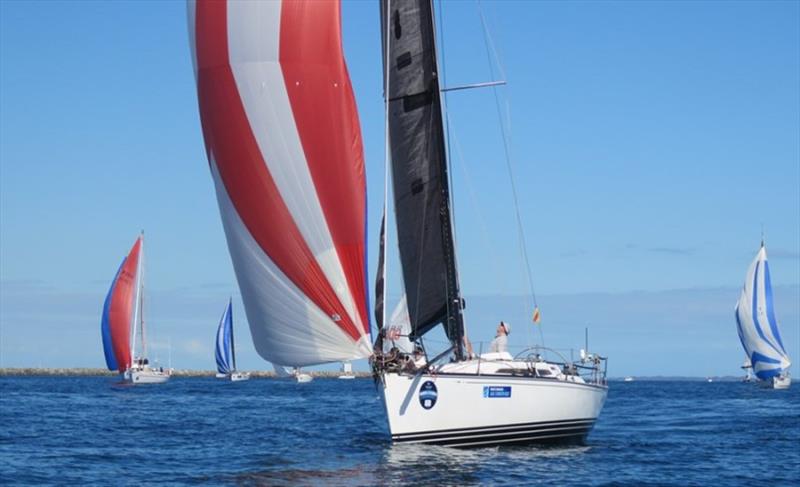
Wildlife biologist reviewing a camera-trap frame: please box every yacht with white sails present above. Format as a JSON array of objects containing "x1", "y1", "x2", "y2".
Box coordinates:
[
  {"x1": 735, "y1": 241, "x2": 791, "y2": 389},
  {"x1": 338, "y1": 362, "x2": 356, "y2": 379}
]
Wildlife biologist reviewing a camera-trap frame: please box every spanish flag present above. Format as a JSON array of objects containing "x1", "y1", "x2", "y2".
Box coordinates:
[{"x1": 532, "y1": 306, "x2": 541, "y2": 324}]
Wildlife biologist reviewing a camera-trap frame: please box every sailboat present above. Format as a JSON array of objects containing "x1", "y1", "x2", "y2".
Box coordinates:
[
  {"x1": 214, "y1": 299, "x2": 249, "y2": 381},
  {"x1": 741, "y1": 358, "x2": 754, "y2": 383},
  {"x1": 188, "y1": 0, "x2": 607, "y2": 446},
  {"x1": 101, "y1": 234, "x2": 170, "y2": 384},
  {"x1": 338, "y1": 362, "x2": 356, "y2": 379},
  {"x1": 735, "y1": 242, "x2": 792, "y2": 389},
  {"x1": 366, "y1": 0, "x2": 608, "y2": 446},
  {"x1": 272, "y1": 363, "x2": 312, "y2": 382},
  {"x1": 294, "y1": 368, "x2": 313, "y2": 383},
  {"x1": 189, "y1": 0, "x2": 371, "y2": 383}
]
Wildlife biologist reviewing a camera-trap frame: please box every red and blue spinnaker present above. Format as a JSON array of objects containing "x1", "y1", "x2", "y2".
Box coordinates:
[{"x1": 100, "y1": 237, "x2": 142, "y2": 373}]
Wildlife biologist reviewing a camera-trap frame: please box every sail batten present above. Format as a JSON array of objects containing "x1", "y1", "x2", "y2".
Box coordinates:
[
  {"x1": 381, "y1": 0, "x2": 464, "y2": 353},
  {"x1": 190, "y1": 0, "x2": 370, "y2": 367},
  {"x1": 735, "y1": 246, "x2": 791, "y2": 381}
]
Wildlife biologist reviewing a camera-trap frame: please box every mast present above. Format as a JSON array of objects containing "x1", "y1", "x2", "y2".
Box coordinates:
[
  {"x1": 381, "y1": 0, "x2": 465, "y2": 360},
  {"x1": 139, "y1": 233, "x2": 146, "y2": 360},
  {"x1": 130, "y1": 234, "x2": 143, "y2": 365}
]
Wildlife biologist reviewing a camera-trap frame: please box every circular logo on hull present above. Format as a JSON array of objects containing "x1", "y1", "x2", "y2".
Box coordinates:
[{"x1": 419, "y1": 380, "x2": 438, "y2": 410}]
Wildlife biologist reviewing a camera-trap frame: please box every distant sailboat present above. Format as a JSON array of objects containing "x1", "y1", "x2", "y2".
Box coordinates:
[
  {"x1": 272, "y1": 363, "x2": 293, "y2": 378},
  {"x1": 101, "y1": 234, "x2": 170, "y2": 384},
  {"x1": 294, "y1": 368, "x2": 313, "y2": 383},
  {"x1": 272, "y1": 363, "x2": 312, "y2": 383},
  {"x1": 624, "y1": 377, "x2": 635, "y2": 382},
  {"x1": 338, "y1": 361, "x2": 355, "y2": 379},
  {"x1": 741, "y1": 358, "x2": 753, "y2": 383},
  {"x1": 735, "y1": 242, "x2": 791, "y2": 389},
  {"x1": 214, "y1": 299, "x2": 249, "y2": 382}
]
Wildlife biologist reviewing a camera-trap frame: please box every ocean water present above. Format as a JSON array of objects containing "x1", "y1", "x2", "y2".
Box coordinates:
[{"x1": 0, "y1": 376, "x2": 798, "y2": 486}]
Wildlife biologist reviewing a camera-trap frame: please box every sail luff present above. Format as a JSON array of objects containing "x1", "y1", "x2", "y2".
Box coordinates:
[
  {"x1": 229, "y1": 299, "x2": 237, "y2": 372},
  {"x1": 130, "y1": 236, "x2": 143, "y2": 363},
  {"x1": 381, "y1": 0, "x2": 465, "y2": 357},
  {"x1": 139, "y1": 236, "x2": 147, "y2": 361},
  {"x1": 101, "y1": 261, "x2": 125, "y2": 371},
  {"x1": 374, "y1": 213, "x2": 387, "y2": 332},
  {"x1": 215, "y1": 303, "x2": 231, "y2": 374}
]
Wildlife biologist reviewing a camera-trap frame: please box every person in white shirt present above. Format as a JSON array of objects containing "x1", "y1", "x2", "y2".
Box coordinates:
[{"x1": 489, "y1": 321, "x2": 511, "y2": 353}]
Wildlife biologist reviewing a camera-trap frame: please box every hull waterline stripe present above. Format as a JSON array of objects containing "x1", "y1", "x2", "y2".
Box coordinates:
[
  {"x1": 441, "y1": 429, "x2": 591, "y2": 447},
  {"x1": 394, "y1": 424, "x2": 593, "y2": 444},
  {"x1": 392, "y1": 418, "x2": 596, "y2": 440},
  {"x1": 394, "y1": 426, "x2": 593, "y2": 446}
]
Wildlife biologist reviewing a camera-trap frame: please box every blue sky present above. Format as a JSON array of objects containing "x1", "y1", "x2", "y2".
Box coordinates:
[{"x1": 1, "y1": 0, "x2": 798, "y2": 376}]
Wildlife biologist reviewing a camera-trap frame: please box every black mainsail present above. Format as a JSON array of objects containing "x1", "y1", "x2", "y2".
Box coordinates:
[{"x1": 381, "y1": 0, "x2": 464, "y2": 358}]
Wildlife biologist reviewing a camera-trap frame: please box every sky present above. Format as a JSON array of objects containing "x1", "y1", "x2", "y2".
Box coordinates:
[{"x1": 1, "y1": 0, "x2": 798, "y2": 377}]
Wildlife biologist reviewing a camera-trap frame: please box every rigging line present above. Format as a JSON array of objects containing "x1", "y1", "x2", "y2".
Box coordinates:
[
  {"x1": 446, "y1": 114, "x2": 510, "y2": 297},
  {"x1": 381, "y1": 0, "x2": 392, "y2": 337},
  {"x1": 436, "y1": 0, "x2": 455, "y2": 331},
  {"x1": 476, "y1": 0, "x2": 542, "y2": 345},
  {"x1": 433, "y1": 0, "x2": 465, "y2": 348}
]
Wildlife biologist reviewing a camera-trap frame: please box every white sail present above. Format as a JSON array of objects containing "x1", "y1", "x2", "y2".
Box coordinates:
[
  {"x1": 735, "y1": 245, "x2": 791, "y2": 380},
  {"x1": 272, "y1": 363, "x2": 293, "y2": 378},
  {"x1": 382, "y1": 295, "x2": 413, "y2": 354}
]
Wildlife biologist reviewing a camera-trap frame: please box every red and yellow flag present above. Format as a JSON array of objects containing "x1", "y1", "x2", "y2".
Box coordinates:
[{"x1": 532, "y1": 306, "x2": 541, "y2": 324}]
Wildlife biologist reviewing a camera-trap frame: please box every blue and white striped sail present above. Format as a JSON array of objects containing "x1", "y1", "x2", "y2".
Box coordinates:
[
  {"x1": 735, "y1": 245, "x2": 791, "y2": 380},
  {"x1": 215, "y1": 301, "x2": 233, "y2": 375}
]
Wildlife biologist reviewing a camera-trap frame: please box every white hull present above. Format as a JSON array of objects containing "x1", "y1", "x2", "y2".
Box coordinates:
[
  {"x1": 295, "y1": 373, "x2": 313, "y2": 383},
  {"x1": 217, "y1": 372, "x2": 250, "y2": 381},
  {"x1": 380, "y1": 367, "x2": 607, "y2": 447},
  {"x1": 123, "y1": 367, "x2": 171, "y2": 385},
  {"x1": 761, "y1": 375, "x2": 791, "y2": 389},
  {"x1": 338, "y1": 374, "x2": 356, "y2": 380},
  {"x1": 230, "y1": 372, "x2": 250, "y2": 382}
]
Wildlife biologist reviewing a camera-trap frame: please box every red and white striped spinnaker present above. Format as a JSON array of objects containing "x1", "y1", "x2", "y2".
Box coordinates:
[{"x1": 188, "y1": 0, "x2": 371, "y2": 366}]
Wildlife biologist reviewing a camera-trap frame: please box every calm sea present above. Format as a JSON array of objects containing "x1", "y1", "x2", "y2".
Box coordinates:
[{"x1": 0, "y1": 376, "x2": 798, "y2": 486}]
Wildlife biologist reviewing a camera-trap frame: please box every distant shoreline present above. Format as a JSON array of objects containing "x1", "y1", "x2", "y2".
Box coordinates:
[
  {"x1": 0, "y1": 368, "x2": 744, "y2": 381},
  {"x1": 0, "y1": 368, "x2": 372, "y2": 378}
]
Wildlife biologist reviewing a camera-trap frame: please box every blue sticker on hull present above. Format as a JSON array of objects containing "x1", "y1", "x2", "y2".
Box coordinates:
[
  {"x1": 483, "y1": 386, "x2": 511, "y2": 398},
  {"x1": 419, "y1": 381, "x2": 438, "y2": 410}
]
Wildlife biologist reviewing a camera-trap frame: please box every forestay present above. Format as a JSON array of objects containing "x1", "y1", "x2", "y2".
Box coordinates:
[
  {"x1": 735, "y1": 245, "x2": 791, "y2": 380},
  {"x1": 189, "y1": 0, "x2": 371, "y2": 366}
]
